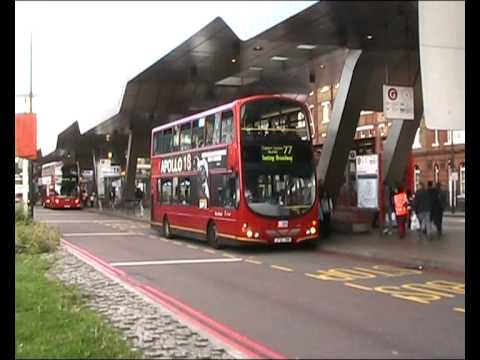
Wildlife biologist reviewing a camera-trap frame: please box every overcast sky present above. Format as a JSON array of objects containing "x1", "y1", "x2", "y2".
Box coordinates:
[{"x1": 15, "y1": 1, "x2": 317, "y2": 154}]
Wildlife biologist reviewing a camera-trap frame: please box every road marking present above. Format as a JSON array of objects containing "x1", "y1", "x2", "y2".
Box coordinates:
[
  {"x1": 344, "y1": 283, "x2": 374, "y2": 291},
  {"x1": 454, "y1": 307, "x2": 465, "y2": 313},
  {"x1": 270, "y1": 265, "x2": 294, "y2": 272},
  {"x1": 41, "y1": 220, "x2": 100, "y2": 223},
  {"x1": 149, "y1": 235, "x2": 158, "y2": 239},
  {"x1": 187, "y1": 245, "x2": 199, "y2": 250},
  {"x1": 245, "y1": 259, "x2": 262, "y2": 265},
  {"x1": 110, "y1": 258, "x2": 243, "y2": 267},
  {"x1": 173, "y1": 241, "x2": 184, "y2": 246},
  {"x1": 222, "y1": 253, "x2": 237, "y2": 258},
  {"x1": 203, "y1": 249, "x2": 216, "y2": 254},
  {"x1": 63, "y1": 232, "x2": 137, "y2": 237},
  {"x1": 159, "y1": 238, "x2": 169, "y2": 242}
]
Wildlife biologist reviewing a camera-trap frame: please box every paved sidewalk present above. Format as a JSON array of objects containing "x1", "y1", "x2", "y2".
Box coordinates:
[
  {"x1": 82, "y1": 206, "x2": 465, "y2": 274},
  {"x1": 319, "y1": 216, "x2": 465, "y2": 274}
]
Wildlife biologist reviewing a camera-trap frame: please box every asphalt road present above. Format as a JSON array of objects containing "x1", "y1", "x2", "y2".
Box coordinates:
[{"x1": 35, "y1": 208, "x2": 465, "y2": 359}]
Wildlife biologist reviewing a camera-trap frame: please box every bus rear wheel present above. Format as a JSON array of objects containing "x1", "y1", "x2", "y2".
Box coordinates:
[
  {"x1": 207, "y1": 222, "x2": 223, "y2": 249},
  {"x1": 163, "y1": 217, "x2": 172, "y2": 239}
]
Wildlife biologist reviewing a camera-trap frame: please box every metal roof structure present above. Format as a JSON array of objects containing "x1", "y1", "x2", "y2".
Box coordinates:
[{"x1": 85, "y1": 1, "x2": 419, "y2": 136}]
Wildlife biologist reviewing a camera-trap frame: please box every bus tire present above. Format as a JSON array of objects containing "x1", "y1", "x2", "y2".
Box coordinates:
[
  {"x1": 163, "y1": 217, "x2": 172, "y2": 239},
  {"x1": 207, "y1": 222, "x2": 223, "y2": 249}
]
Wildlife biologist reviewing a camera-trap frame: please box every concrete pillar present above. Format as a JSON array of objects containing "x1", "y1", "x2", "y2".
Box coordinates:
[
  {"x1": 383, "y1": 74, "x2": 423, "y2": 187},
  {"x1": 317, "y1": 49, "x2": 376, "y2": 199}
]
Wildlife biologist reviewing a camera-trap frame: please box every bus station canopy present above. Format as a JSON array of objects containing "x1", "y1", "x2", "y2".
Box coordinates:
[{"x1": 86, "y1": 0, "x2": 419, "y2": 136}]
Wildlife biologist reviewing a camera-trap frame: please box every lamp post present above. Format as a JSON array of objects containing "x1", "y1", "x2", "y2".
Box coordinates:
[{"x1": 450, "y1": 130, "x2": 456, "y2": 214}]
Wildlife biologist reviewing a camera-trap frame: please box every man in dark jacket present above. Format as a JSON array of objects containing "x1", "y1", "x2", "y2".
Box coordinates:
[
  {"x1": 431, "y1": 182, "x2": 445, "y2": 237},
  {"x1": 413, "y1": 182, "x2": 433, "y2": 240}
]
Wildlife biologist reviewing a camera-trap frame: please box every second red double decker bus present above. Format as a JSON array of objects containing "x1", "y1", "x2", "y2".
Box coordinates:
[{"x1": 150, "y1": 95, "x2": 318, "y2": 248}]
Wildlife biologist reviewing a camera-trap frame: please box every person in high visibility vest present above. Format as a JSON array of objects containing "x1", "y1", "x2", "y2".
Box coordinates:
[{"x1": 393, "y1": 186, "x2": 409, "y2": 238}]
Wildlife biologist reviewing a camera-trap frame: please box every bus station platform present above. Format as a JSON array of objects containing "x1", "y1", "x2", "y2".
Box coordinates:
[{"x1": 82, "y1": 206, "x2": 465, "y2": 275}]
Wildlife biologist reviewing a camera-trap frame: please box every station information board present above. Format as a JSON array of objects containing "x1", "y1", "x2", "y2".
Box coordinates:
[{"x1": 356, "y1": 154, "x2": 379, "y2": 209}]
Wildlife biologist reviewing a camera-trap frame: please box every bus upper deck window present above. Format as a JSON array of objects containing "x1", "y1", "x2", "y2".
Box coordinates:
[
  {"x1": 163, "y1": 128, "x2": 173, "y2": 153},
  {"x1": 221, "y1": 111, "x2": 233, "y2": 144},
  {"x1": 180, "y1": 122, "x2": 192, "y2": 151},
  {"x1": 172, "y1": 126, "x2": 180, "y2": 152},
  {"x1": 192, "y1": 119, "x2": 205, "y2": 148},
  {"x1": 205, "y1": 115, "x2": 215, "y2": 146},
  {"x1": 213, "y1": 113, "x2": 221, "y2": 145}
]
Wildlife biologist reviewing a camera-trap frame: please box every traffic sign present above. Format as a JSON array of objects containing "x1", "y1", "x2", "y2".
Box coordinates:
[{"x1": 383, "y1": 85, "x2": 414, "y2": 120}]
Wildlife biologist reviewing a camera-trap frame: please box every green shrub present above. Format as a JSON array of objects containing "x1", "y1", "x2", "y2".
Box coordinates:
[
  {"x1": 15, "y1": 205, "x2": 32, "y2": 224},
  {"x1": 15, "y1": 222, "x2": 61, "y2": 254}
]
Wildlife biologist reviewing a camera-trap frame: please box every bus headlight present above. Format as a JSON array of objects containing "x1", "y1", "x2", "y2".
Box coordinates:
[
  {"x1": 75, "y1": 199, "x2": 79, "y2": 204},
  {"x1": 246, "y1": 229, "x2": 253, "y2": 238},
  {"x1": 55, "y1": 199, "x2": 60, "y2": 204},
  {"x1": 254, "y1": 232, "x2": 259, "y2": 239},
  {"x1": 310, "y1": 226, "x2": 317, "y2": 235}
]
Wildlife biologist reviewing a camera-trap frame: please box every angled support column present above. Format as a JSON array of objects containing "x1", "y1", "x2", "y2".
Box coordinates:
[
  {"x1": 122, "y1": 132, "x2": 144, "y2": 202},
  {"x1": 383, "y1": 74, "x2": 423, "y2": 187},
  {"x1": 317, "y1": 49, "x2": 376, "y2": 199}
]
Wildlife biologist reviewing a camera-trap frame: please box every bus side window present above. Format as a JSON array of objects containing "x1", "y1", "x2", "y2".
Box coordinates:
[
  {"x1": 210, "y1": 174, "x2": 237, "y2": 208},
  {"x1": 205, "y1": 115, "x2": 215, "y2": 146},
  {"x1": 157, "y1": 178, "x2": 162, "y2": 202},
  {"x1": 172, "y1": 126, "x2": 180, "y2": 152},
  {"x1": 221, "y1": 111, "x2": 233, "y2": 144},
  {"x1": 161, "y1": 178, "x2": 172, "y2": 204},
  {"x1": 178, "y1": 177, "x2": 191, "y2": 205},
  {"x1": 213, "y1": 113, "x2": 221, "y2": 145},
  {"x1": 180, "y1": 122, "x2": 192, "y2": 151},
  {"x1": 172, "y1": 177, "x2": 179, "y2": 204},
  {"x1": 192, "y1": 119, "x2": 204, "y2": 148},
  {"x1": 163, "y1": 128, "x2": 173, "y2": 153},
  {"x1": 154, "y1": 131, "x2": 163, "y2": 154}
]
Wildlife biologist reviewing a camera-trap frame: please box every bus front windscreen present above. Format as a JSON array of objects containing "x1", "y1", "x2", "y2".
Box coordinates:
[{"x1": 241, "y1": 98, "x2": 316, "y2": 218}]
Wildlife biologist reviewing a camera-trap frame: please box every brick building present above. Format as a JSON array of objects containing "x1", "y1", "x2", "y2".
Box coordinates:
[{"x1": 307, "y1": 83, "x2": 465, "y2": 210}]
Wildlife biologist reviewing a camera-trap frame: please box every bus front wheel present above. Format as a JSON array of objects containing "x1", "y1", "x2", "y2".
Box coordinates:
[
  {"x1": 207, "y1": 222, "x2": 223, "y2": 249},
  {"x1": 163, "y1": 217, "x2": 172, "y2": 239}
]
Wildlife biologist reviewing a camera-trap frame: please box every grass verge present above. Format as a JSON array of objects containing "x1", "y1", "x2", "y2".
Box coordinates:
[{"x1": 15, "y1": 254, "x2": 141, "y2": 358}]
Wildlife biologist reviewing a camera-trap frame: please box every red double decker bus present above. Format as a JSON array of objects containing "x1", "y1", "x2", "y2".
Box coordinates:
[
  {"x1": 150, "y1": 95, "x2": 318, "y2": 248},
  {"x1": 40, "y1": 161, "x2": 82, "y2": 209}
]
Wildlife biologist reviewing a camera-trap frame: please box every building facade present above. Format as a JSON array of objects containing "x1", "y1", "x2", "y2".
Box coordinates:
[{"x1": 307, "y1": 83, "x2": 465, "y2": 211}]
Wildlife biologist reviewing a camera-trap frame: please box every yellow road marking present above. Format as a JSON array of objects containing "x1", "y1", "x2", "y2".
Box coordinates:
[
  {"x1": 270, "y1": 265, "x2": 294, "y2": 272},
  {"x1": 344, "y1": 283, "x2": 373, "y2": 291},
  {"x1": 454, "y1": 307, "x2": 465, "y2": 313},
  {"x1": 245, "y1": 259, "x2": 262, "y2": 265},
  {"x1": 203, "y1": 249, "x2": 216, "y2": 254},
  {"x1": 187, "y1": 244, "x2": 199, "y2": 250}
]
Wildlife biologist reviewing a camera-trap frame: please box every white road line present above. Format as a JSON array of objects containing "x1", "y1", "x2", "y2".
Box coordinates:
[
  {"x1": 110, "y1": 258, "x2": 243, "y2": 267},
  {"x1": 63, "y1": 232, "x2": 138, "y2": 237},
  {"x1": 41, "y1": 220, "x2": 101, "y2": 223}
]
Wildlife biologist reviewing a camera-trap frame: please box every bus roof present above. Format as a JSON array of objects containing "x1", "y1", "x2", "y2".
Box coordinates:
[{"x1": 151, "y1": 94, "x2": 303, "y2": 133}]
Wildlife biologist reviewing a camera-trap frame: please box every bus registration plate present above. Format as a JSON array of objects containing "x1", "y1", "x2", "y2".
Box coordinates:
[{"x1": 274, "y1": 237, "x2": 292, "y2": 244}]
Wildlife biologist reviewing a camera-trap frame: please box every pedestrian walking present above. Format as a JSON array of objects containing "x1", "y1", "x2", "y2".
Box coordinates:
[
  {"x1": 431, "y1": 182, "x2": 444, "y2": 237},
  {"x1": 319, "y1": 187, "x2": 333, "y2": 238},
  {"x1": 110, "y1": 186, "x2": 116, "y2": 208},
  {"x1": 393, "y1": 186, "x2": 409, "y2": 238},
  {"x1": 413, "y1": 182, "x2": 433, "y2": 240},
  {"x1": 382, "y1": 181, "x2": 394, "y2": 235},
  {"x1": 135, "y1": 186, "x2": 144, "y2": 217}
]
